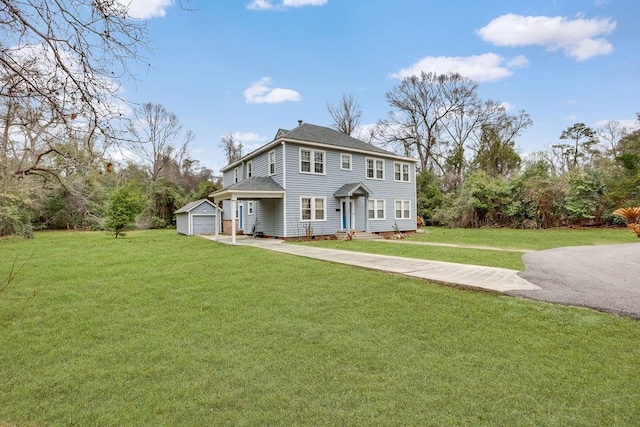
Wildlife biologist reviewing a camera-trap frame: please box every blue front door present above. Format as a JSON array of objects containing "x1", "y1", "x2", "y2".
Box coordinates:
[{"x1": 239, "y1": 204, "x2": 243, "y2": 229}]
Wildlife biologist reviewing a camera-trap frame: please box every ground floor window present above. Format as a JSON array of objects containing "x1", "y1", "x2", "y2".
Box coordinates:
[
  {"x1": 300, "y1": 197, "x2": 326, "y2": 221},
  {"x1": 368, "y1": 199, "x2": 385, "y2": 220},
  {"x1": 248, "y1": 201, "x2": 254, "y2": 215},
  {"x1": 394, "y1": 200, "x2": 411, "y2": 219}
]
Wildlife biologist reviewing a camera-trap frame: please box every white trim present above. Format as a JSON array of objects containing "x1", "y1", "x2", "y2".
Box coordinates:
[
  {"x1": 340, "y1": 153, "x2": 352, "y2": 171},
  {"x1": 247, "y1": 201, "x2": 254, "y2": 215},
  {"x1": 340, "y1": 199, "x2": 356, "y2": 230},
  {"x1": 299, "y1": 147, "x2": 326, "y2": 175},
  {"x1": 234, "y1": 167, "x2": 239, "y2": 183},
  {"x1": 246, "y1": 160, "x2": 253, "y2": 178},
  {"x1": 282, "y1": 141, "x2": 287, "y2": 189},
  {"x1": 365, "y1": 157, "x2": 385, "y2": 180},
  {"x1": 368, "y1": 198, "x2": 386, "y2": 220},
  {"x1": 393, "y1": 161, "x2": 411, "y2": 183},
  {"x1": 299, "y1": 196, "x2": 327, "y2": 222},
  {"x1": 283, "y1": 193, "x2": 287, "y2": 238},
  {"x1": 394, "y1": 199, "x2": 411, "y2": 220}
]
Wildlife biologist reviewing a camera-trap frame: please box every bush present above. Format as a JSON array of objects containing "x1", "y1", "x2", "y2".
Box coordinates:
[{"x1": 104, "y1": 183, "x2": 146, "y2": 238}]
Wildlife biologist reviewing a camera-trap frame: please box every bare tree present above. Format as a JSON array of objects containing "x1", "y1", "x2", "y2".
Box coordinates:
[
  {"x1": 327, "y1": 93, "x2": 362, "y2": 135},
  {"x1": 218, "y1": 133, "x2": 243, "y2": 164},
  {"x1": 0, "y1": 0, "x2": 148, "y2": 142},
  {"x1": 123, "y1": 103, "x2": 193, "y2": 182},
  {"x1": 597, "y1": 120, "x2": 628, "y2": 158},
  {"x1": 375, "y1": 71, "x2": 531, "y2": 182}
]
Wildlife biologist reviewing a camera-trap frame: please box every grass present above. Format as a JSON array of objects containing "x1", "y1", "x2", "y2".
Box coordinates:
[
  {"x1": 1, "y1": 230, "x2": 639, "y2": 425},
  {"x1": 411, "y1": 226, "x2": 637, "y2": 250}
]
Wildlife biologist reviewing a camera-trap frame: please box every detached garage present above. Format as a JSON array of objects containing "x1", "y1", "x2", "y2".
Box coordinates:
[{"x1": 175, "y1": 199, "x2": 221, "y2": 236}]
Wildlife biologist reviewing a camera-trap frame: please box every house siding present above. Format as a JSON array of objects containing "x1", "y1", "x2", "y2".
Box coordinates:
[{"x1": 282, "y1": 142, "x2": 416, "y2": 236}]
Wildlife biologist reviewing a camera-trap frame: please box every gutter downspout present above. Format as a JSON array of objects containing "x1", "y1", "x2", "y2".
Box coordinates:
[{"x1": 282, "y1": 141, "x2": 287, "y2": 238}]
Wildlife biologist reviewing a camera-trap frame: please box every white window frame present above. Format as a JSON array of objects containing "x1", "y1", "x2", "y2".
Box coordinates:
[
  {"x1": 394, "y1": 200, "x2": 411, "y2": 220},
  {"x1": 394, "y1": 162, "x2": 410, "y2": 182},
  {"x1": 247, "y1": 161, "x2": 253, "y2": 178},
  {"x1": 366, "y1": 157, "x2": 385, "y2": 180},
  {"x1": 340, "y1": 153, "x2": 352, "y2": 171},
  {"x1": 234, "y1": 167, "x2": 239, "y2": 183},
  {"x1": 368, "y1": 199, "x2": 386, "y2": 220},
  {"x1": 268, "y1": 150, "x2": 276, "y2": 176},
  {"x1": 299, "y1": 148, "x2": 325, "y2": 175},
  {"x1": 247, "y1": 201, "x2": 254, "y2": 215},
  {"x1": 299, "y1": 196, "x2": 326, "y2": 221}
]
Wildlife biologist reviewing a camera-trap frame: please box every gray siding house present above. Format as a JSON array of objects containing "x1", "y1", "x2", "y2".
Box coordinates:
[{"x1": 210, "y1": 122, "x2": 417, "y2": 241}]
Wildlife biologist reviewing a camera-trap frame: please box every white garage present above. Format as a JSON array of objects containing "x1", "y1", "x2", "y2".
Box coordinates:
[{"x1": 175, "y1": 199, "x2": 221, "y2": 236}]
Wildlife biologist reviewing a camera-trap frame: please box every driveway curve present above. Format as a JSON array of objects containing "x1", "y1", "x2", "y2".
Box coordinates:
[{"x1": 513, "y1": 242, "x2": 640, "y2": 319}]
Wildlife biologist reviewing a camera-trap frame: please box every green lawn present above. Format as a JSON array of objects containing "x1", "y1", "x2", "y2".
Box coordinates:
[
  {"x1": 412, "y1": 226, "x2": 637, "y2": 250},
  {"x1": 1, "y1": 230, "x2": 639, "y2": 425}
]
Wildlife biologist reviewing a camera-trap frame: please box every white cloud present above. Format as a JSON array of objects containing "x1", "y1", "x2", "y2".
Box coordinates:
[
  {"x1": 247, "y1": 0, "x2": 327, "y2": 10},
  {"x1": 390, "y1": 52, "x2": 525, "y2": 83},
  {"x1": 500, "y1": 102, "x2": 514, "y2": 111},
  {"x1": 477, "y1": 14, "x2": 616, "y2": 60},
  {"x1": 115, "y1": 0, "x2": 173, "y2": 19},
  {"x1": 565, "y1": 114, "x2": 578, "y2": 122},
  {"x1": 566, "y1": 99, "x2": 578, "y2": 105},
  {"x1": 243, "y1": 77, "x2": 302, "y2": 104},
  {"x1": 506, "y1": 55, "x2": 530, "y2": 68}
]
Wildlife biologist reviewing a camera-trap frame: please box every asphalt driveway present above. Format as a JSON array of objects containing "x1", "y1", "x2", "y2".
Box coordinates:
[{"x1": 513, "y1": 242, "x2": 640, "y2": 319}]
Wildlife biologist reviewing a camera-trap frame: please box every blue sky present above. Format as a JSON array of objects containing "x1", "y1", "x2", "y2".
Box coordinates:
[{"x1": 119, "y1": 0, "x2": 640, "y2": 174}]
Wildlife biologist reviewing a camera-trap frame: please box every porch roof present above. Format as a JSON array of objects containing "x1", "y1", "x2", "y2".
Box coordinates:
[
  {"x1": 333, "y1": 182, "x2": 373, "y2": 198},
  {"x1": 209, "y1": 176, "x2": 285, "y2": 202}
]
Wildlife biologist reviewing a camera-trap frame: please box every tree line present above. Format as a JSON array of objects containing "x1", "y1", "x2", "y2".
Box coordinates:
[
  {"x1": 328, "y1": 74, "x2": 639, "y2": 229},
  {"x1": 2, "y1": 2, "x2": 636, "y2": 237}
]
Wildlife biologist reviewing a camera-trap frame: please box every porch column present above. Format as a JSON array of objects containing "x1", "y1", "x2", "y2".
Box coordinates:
[
  {"x1": 346, "y1": 196, "x2": 352, "y2": 231},
  {"x1": 231, "y1": 197, "x2": 237, "y2": 244},
  {"x1": 364, "y1": 196, "x2": 369, "y2": 232}
]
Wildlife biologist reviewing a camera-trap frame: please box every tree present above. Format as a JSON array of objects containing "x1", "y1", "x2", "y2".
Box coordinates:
[
  {"x1": 471, "y1": 123, "x2": 522, "y2": 177},
  {"x1": 327, "y1": 93, "x2": 362, "y2": 136},
  {"x1": 218, "y1": 133, "x2": 243, "y2": 164},
  {"x1": 104, "y1": 182, "x2": 145, "y2": 238},
  {"x1": 0, "y1": 0, "x2": 148, "y2": 143},
  {"x1": 558, "y1": 123, "x2": 598, "y2": 170},
  {"x1": 122, "y1": 102, "x2": 193, "y2": 182}
]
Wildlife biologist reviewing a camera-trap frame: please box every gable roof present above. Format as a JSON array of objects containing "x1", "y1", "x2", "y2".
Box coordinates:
[
  {"x1": 175, "y1": 198, "x2": 217, "y2": 214},
  {"x1": 221, "y1": 122, "x2": 415, "y2": 172},
  {"x1": 281, "y1": 123, "x2": 395, "y2": 156},
  {"x1": 334, "y1": 182, "x2": 373, "y2": 198}
]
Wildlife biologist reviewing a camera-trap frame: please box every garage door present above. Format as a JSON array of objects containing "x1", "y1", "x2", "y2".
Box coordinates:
[{"x1": 192, "y1": 215, "x2": 216, "y2": 235}]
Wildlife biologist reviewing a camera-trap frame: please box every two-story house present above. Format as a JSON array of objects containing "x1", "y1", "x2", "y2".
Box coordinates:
[{"x1": 210, "y1": 122, "x2": 417, "y2": 241}]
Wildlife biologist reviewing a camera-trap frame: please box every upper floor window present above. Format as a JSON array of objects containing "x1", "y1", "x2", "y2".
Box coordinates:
[
  {"x1": 268, "y1": 150, "x2": 276, "y2": 175},
  {"x1": 234, "y1": 167, "x2": 239, "y2": 183},
  {"x1": 300, "y1": 197, "x2": 326, "y2": 221},
  {"x1": 395, "y1": 200, "x2": 411, "y2": 220},
  {"x1": 300, "y1": 148, "x2": 325, "y2": 174},
  {"x1": 340, "y1": 153, "x2": 352, "y2": 170},
  {"x1": 366, "y1": 157, "x2": 384, "y2": 180},
  {"x1": 394, "y1": 162, "x2": 410, "y2": 182},
  {"x1": 247, "y1": 161, "x2": 253, "y2": 178}
]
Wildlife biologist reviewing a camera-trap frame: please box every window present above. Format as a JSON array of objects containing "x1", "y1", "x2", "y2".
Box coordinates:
[
  {"x1": 395, "y1": 200, "x2": 411, "y2": 219},
  {"x1": 394, "y1": 162, "x2": 410, "y2": 182},
  {"x1": 300, "y1": 197, "x2": 326, "y2": 221},
  {"x1": 300, "y1": 148, "x2": 325, "y2": 174},
  {"x1": 247, "y1": 161, "x2": 253, "y2": 178},
  {"x1": 366, "y1": 158, "x2": 384, "y2": 180},
  {"x1": 368, "y1": 199, "x2": 386, "y2": 220},
  {"x1": 268, "y1": 150, "x2": 276, "y2": 175},
  {"x1": 340, "y1": 153, "x2": 352, "y2": 170},
  {"x1": 247, "y1": 201, "x2": 254, "y2": 215},
  {"x1": 234, "y1": 167, "x2": 239, "y2": 183}
]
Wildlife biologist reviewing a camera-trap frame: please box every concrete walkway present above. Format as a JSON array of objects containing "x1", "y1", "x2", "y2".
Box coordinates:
[{"x1": 204, "y1": 235, "x2": 540, "y2": 293}]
